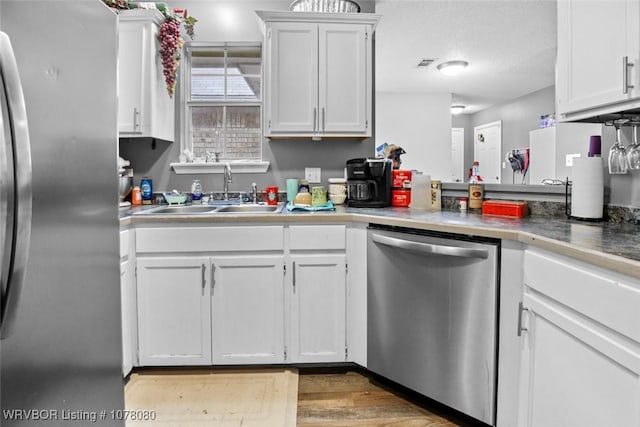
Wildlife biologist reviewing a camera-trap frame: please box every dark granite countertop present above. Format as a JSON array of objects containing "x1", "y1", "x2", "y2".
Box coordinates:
[{"x1": 120, "y1": 204, "x2": 640, "y2": 279}]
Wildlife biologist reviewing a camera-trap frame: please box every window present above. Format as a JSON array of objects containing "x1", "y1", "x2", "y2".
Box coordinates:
[{"x1": 183, "y1": 43, "x2": 262, "y2": 161}]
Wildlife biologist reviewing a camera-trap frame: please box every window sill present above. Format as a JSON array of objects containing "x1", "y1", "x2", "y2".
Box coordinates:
[{"x1": 170, "y1": 161, "x2": 270, "y2": 174}]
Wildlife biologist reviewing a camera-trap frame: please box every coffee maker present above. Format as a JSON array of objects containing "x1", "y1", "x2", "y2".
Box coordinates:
[{"x1": 346, "y1": 158, "x2": 393, "y2": 207}]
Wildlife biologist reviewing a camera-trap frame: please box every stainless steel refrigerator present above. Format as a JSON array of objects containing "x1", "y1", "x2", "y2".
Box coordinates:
[{"x1": 0, "y1": 1, "x2": 125, "y2": 425}]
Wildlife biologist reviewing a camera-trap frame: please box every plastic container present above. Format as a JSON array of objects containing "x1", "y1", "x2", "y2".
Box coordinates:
[
  {"x1": 392, "y1": 189, "x2": 411, "y2": 207},
  {"x1": 481, "y1": 200, "x2": 529, "y2": 217},
  {"x1": 140, "y1": 177, "x2": 153, "y2": 202},
  {"x1": 459, "y1": 197, "x2": 468, "y2": 211},
  {"x1": 132, "y1": 186, "x2": 142, "y2": 205},
  {"x1": 191, "y1": 179, "x2": 202, "y2": 201},
  {"x1": 409, "y1": 174, "x2": 430, "y2": 209}
]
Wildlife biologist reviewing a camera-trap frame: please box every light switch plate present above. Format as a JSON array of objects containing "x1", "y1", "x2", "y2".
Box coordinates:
[
  {"x1": 566, "y1": 153, "x2": 581, "y2": 167},
  {"x1": 305, "y1": 167, "x2": 321, "y2": 183}
]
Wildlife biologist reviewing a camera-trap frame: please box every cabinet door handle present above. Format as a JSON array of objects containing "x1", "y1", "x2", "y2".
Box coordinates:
[
  {"x1": 201, "y1": 263, "x2": 206, "y2": 295},
  {"x1": 292, "y1": 261, "x2": 296, "y2": 293},
  {"x1": 133, "y1": 107, "x2": 141, "y2": 131},
  {"x1": 313, "y1": 108, "x2": 317, "y2": 133},
  {"x1": 211, "y1": 263, "x2": 216, "y2": 292},
  {"x1": 322, "y1": 107, "x2": 325, "y2": 132},
  {"x1": 623, "y1": 56, "x2": 634, "y2": 94},
  {"x1": 517, "y1": 301, "x2": 529, "y2": 336}
]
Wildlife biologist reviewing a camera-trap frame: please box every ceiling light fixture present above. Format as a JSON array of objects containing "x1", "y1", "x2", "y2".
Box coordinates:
[
  {"x1": 451, "y1": 105, "x2": 466, "y2": 115},
  {"x1": 437, "y1": 60, "x2": 469, "y2": 76}
]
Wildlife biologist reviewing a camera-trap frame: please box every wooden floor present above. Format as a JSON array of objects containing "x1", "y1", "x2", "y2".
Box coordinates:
[
  {"x1": 125, "y1": 368, "x2": 475, "y2": 427},
  {"x1": 297, "y1": 369, "x2": 465, "y2": 427}
]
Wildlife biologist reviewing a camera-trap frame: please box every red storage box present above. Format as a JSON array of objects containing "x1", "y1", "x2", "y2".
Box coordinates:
[
  {"x1": 392, "y1": 169, "x2": 412, "y2": 189},
  {"x1": 481, "y1": 200, "x2": 529, "y2": 218},
  {"x1": 392, "y1": 189, "x2": 411, "y2": 207}
]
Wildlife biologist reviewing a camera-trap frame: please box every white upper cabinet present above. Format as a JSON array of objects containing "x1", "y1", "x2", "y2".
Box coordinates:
[
  {"x1": 118, "y1": 10, "x2": 175, "y2": 141},
  {"x1": 258, "y1": 11, "x2": 379, "y2": 139},
  {"x1": 556, "y1": 0, "x2": 640, "y2": 121}
]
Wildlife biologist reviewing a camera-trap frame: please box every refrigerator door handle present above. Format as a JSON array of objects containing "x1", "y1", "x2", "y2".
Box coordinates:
[{"x1": 0, "y1": 31, "x2": 32, "y2": 339}]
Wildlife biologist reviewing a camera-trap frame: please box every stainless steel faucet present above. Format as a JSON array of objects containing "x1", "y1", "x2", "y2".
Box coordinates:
[
  {"x1": 251, "y1": 182, "x2": 258, "y2": 204},
  {"x1": 223, "y1": 163, "x2": 232, "y2": 201}
]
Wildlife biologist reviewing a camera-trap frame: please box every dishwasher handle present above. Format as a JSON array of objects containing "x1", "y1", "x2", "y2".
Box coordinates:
[{"x1": 371, "y1": 233, "x2": 489, "y2": 259}]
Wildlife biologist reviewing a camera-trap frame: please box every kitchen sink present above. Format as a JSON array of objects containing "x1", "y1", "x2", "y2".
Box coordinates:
[
  {"x1": 139, "y1": 203, "x2": 283, "y2": 215},
  {"x1": 214, "y1": 204, "x2": 282, "y2": 213},
  {"x1": 146, "y1": 205, "x2": 218, "y2": 214}
]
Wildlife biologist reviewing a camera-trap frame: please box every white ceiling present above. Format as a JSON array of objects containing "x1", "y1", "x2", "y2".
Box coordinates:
[{"x1": 374, "y1": 0, "x2": 557, "y2": 114}]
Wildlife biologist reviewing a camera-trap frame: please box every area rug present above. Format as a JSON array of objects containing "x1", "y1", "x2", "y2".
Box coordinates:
[{"x1": 125, "y1": 368, "x2": 299, "y2": 427}]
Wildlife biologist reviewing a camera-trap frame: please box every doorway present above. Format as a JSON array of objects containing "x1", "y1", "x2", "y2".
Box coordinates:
[
  {"x1": 474, "y1": 121, "x2": 502, "y2": 183},
  {"x1": 451, "y1": 128, "x2": 465, "y2": 182}
]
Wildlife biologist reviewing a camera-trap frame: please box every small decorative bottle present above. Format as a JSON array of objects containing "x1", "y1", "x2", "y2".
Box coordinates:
[
  {"x1": 468, "y1": 161, "x2": 484, "y2": 210},
  {"x1": 430, "y1": 180, "x2": 441, "y2": 210}
]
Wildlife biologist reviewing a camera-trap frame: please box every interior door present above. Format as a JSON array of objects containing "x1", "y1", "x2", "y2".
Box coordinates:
[
  {"x1": 474, "y1": 121, "x2": 502, "y2": 183},
  {"x1": 451, "y1": 127, "x2": 465, "y2": 182}
]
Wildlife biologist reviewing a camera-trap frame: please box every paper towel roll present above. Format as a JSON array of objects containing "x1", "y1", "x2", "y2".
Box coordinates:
[
  {"x1": 410, "y1": 174, "x2": 431, "y2": 209},
  {"x1": 571, "y1": 157, "x2": 604, "y2": 219}
]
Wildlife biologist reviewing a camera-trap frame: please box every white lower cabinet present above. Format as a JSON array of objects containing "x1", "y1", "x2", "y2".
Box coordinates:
[
  {"x1": 517, "y1": 248, "x2": 640, "y2": 427},
  {"x1": 120, "y1": 228, "x2": 137, "y2": 377},
  {"x1": 134, "y1": 226, "x2": 285, "y2": 366},
  {"x1": 136, "y1": 257, "x2": 212, "y2": 366},
  {"x1": 120, "y1": 259, "x2": 133, "y2": 375},
  {"x1": 289, "y1": 254, "x2": 346, "y2": 363},
  {"x1": 211, "y1": 255, "x2": 285, "y2": 364},
  {"x1": 132, "y1": 224, "x2": 351, "y2": 367},
  {"x1": 287, "y1": 225, "x2": 347, "y2": 363}
]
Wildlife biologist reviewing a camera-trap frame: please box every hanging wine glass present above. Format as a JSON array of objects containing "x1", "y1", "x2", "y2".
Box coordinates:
[
  {"x1": 608, "y1": 123, "x2": 628, "y2": 174},
  {"x1": 626, "y1": 123, "x2": 640, "y2": 170}
]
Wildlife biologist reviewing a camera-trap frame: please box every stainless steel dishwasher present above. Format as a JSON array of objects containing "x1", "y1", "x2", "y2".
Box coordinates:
[{"x1": 367, "y1": 225, "x2": 499, "y2": 426}]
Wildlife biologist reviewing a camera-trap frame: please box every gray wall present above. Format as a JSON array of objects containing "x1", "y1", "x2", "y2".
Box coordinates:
[
  {"x1": 466, "y1": 85, "x2": 556, "y2": 184},
  {"x1": 453, "y1": 86, "x2": 640, "y2": 208},
  {"x1": 120, "y1": 0, "x2": 376, "y2": 196}
]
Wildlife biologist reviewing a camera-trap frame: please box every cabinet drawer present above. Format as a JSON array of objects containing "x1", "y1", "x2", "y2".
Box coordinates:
[
  {"x1": 524, "y1": 249, "x2": 640, "y2": 343},
  {"x1": 120, "y1": 229, "x2": 130, "y2": 258},
  {"x1": 136, "y1": 226, "x2": 284, "y2": 253},
  {"x1": 289, "y1": 225, "x2": 345, "y2": 250}
]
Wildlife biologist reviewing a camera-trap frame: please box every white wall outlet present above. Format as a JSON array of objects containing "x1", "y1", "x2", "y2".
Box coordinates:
[
  {"x1": 305, "y1": 167, "x2": 322, "y2": 183},
  {"x1": 566, "y1": 153, "x2": 581, "y2": 167}
]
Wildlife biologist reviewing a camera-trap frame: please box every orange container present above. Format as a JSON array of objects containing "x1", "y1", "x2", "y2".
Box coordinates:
[
  {"x1": 392, "y1": 189, "x2": 411, "y2": 207},
  {"x1": 481, "y1": 200, "x2": 529, "y2": 217},
  {"x1": 393, "y1": 169, "x2": 412, "y2": 189},
  {"x1": 131, "y1": 186, "x2": 142, "y2": 205}
]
